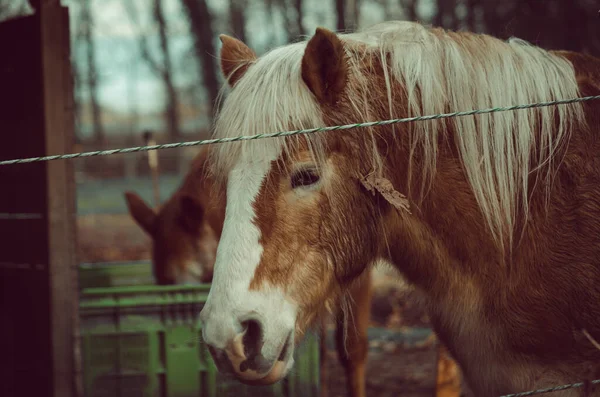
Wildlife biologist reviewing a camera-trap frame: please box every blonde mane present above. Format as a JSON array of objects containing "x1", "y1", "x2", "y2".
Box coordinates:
[{"x1": 210, "y1": 21, "x2": 586, "y2": 251}]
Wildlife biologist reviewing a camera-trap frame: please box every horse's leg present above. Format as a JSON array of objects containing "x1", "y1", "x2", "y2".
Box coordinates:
[
  {"x1": 434, "y1": 343, "x2": 462, "y2": 397},
  {"x1": 335, "y1": 269, "x2": 372, "y2": 397}
]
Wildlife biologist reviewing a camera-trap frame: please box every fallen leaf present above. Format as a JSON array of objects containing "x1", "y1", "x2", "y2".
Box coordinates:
[{"x1": 361, "y1": 173, "x2": 411, "y2": 214}]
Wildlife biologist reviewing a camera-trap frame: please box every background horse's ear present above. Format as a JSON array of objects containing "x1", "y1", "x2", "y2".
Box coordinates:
[
  {"x1": 178, "y1": 194, "x2": 205, "y2": 234},
  {"x1": 124, "y1": 191, "x2": 157, "y2": 235},
  {"x1": 219, "y1": 34, "x2": 257, "y2": 87},
  {"x1": 301, "y1": 27, "x2": 348, "y2": 105}
]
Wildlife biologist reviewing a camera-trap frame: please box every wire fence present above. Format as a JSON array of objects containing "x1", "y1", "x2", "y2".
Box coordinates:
[
  {"x1": 3, "y1": 94, "x2": 600, "y2": 396},
  {"x1": 499, "y1": 379, "x2": 600, "y2": 397},
  {"x1": 0, "y1": 94, "x2": 599, "y2": 166}
]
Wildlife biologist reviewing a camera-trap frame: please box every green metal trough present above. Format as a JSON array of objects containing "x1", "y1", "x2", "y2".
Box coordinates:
[{"x1": 78, "y1": 261, "x2": 320, "y2": 397}]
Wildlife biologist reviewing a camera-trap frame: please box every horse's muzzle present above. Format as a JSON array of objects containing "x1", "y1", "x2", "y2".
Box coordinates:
[{"x1": 206, "y1": 323, "x2": 293, "y2": 385}]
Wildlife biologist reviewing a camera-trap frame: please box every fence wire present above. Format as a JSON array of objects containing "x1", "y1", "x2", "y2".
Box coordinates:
[
  {"x1": 499, "y1": 379, "x2": 600, "y2": 397},
  {"x1": 0, "y1": 94, "x2": 599, "y2": 166}
]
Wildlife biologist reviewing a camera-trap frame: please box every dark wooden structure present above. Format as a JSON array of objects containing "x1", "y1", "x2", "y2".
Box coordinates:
[{"x1": 0, "y1": 2, "x2": 78, "y2": 396}]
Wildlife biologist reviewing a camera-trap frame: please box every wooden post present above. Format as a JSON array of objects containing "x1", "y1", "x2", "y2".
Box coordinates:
[
  {"x1": 123, "y1": 133, "x2": 137, "y2": 180},
  {"x1": 143, "y1": 130, "x2": 161, "y2": 208},
  {"x1": 0, "y1": 2, "x2": 78, "y2": 397}
]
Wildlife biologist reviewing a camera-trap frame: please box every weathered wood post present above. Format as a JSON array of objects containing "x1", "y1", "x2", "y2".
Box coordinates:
[
  {"x1": 143, "y1": 130, "x2": 161, "y2": 208},
  {"x1": 0, "y1": 1, "x2": 79, "y2": 396}
]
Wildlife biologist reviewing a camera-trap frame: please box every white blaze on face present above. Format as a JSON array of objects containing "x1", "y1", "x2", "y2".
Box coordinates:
[{"x1": 199, "y1": 156, "x2": 297, "y2": 362}]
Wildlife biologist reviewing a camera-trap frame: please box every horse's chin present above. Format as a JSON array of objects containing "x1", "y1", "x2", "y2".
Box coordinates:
[{"x1": 237, "y1": 358, "x2": 294, "y2": 386}]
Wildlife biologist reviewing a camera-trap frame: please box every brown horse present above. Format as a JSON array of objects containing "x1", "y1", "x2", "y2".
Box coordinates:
[
  {"x1": 198, "y1": 20, "x2": 600, "y2": 396},
  {"x1": 123, "y1": 147, "x2": 375, "y2": 397},
  {"x1": 124, "y1": 149, "x2": 221, "y2": 285}
]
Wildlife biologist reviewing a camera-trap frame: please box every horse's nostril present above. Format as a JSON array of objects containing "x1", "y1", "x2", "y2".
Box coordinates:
[{"x1": 241, "y1": 318, "x2": 263, "y2": 359}]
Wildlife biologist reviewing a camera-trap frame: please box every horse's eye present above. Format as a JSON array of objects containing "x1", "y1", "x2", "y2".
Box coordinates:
[{"x1": 290, "y1": 169, "x2": 320, "y2": 188}]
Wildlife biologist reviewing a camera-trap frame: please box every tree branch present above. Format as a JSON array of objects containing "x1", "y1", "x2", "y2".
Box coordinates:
[{"x1": 122, "y1": 0, "x2": 165, "y2": 77}]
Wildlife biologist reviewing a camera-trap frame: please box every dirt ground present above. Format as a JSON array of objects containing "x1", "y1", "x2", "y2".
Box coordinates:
[
  {"x1": 323, "y1": 337, "x2": 439, "y2": 397},
  {"x1": 78, "y1": 213, "x2": 470, "y2": 397}
]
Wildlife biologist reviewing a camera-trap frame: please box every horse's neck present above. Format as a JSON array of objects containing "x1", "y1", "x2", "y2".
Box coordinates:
[
  {"x1": 378, "y1": 140, "x2": 505, "y2": 296},
  {"x1": 552, "y1": 50, "x2": 600, "y2": 87}
]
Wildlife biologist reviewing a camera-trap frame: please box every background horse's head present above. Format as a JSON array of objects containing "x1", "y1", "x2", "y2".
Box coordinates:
[
  {"x1": 125, "y1": 149, "x2": 223, "y2": 285},
  {"x1": 199, "y1": 21, "x2": 583, "y2": 386}
]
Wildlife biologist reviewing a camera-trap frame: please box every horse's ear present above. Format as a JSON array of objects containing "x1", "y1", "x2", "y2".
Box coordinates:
[
  {"x1": 301, "y1": 27, "x2": 348, "y2": 105},
  {"x1": 219, "y1": 34, "x2": 257, "y2": 87},
  {"x1": 124, "y1": 191, "x2": 156, "y2": 235},
  {"x1": 178, "y1": 194, "x2": 205, "y2": 234}
]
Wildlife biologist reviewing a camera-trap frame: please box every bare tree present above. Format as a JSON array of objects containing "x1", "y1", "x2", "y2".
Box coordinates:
[
  {"x1": 124, "y1": 0, "x2": 181, "y2": 147},
  {"x1": 480, "y1": 0, "x2": 516, "y2": 38},
  {"x1": 432, "y1": 0, "x2": 598, "y2": 57},
  {"x1": 434, "y1": 0, "x2": 457, "y2": 29},
  {"x1": 152, "y1": 0, "x2": 180, "y2": 145},
  {"x1": 558, "y1": 1, "x2": 587, "y2": 52},
  {"x1": 402, "y1": 0, "x2": 417, "y2": 21},
  {"x1": 279, "y1": 0, "x2": 304, "y2": 40},
  {"x1": 336, "y1": 0, "x2": 345, "y2": 31},
  {"x1": 293, "y1": 0, "x2": 304, "y2": 37},
  {"x1": 124, "y1": 55, "x2": 139, "y2": 180},
  {"x1": 274, "y1": 0, "x2": 292, "y2": 42},
  {"x1": 350, "y1": 0, "x2": 361, "y2": 29},
  {"x1": 181, "y1": 0, "x2": 220, "y2": 120},
  {"x1": 229, "y1": 0, "x2": 247, "y2": 43},
  {"x1": 464, "y1": 0, "x2": 476, "y2": 31},
  {"x1": 263, "y1": 0, "x2": 279, "y2": 46},
  {"x1": 264, "y1": 0, "x2": 275, "y2": 20},
  {"x1": 333, "y1": 0, "x2": 359, "y2": 31},
  {"x1": 80, "y1": 0, "x2": 105, "y2": 145}
]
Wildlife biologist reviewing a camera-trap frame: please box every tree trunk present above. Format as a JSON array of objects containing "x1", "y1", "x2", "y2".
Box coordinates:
[
  {"x1": 352, "y1": 0, "x2": 361, "y2": 28},
  {"x1": 229, "y1": 0, "x2": 247, "y2": 43},
  {"x1": 402, "y1": 0, "x2": 417, "y2": 22},
  {"x1": 282, "y1": 0, "x2": 303, "y2": 41},
  {"x1": 336, "y1": 0, "x2": 345, "y2": 32},
  {"x1": 273, "y1": 0, "x2": 289, "y2": 43},
  {"x1": 481, "y1": 1, "x2": 513, "y2": 38},
  {"x1": 154, "y1": 0, "x2": 181, "y2": 144},
  {"x1": 434, "y1": 0, "x2": 456, "y2": 29},
  {"x1": 340, "y1": 0, "x2": 359, "y2": 30},
  {"x1": 265, "y1": 0, "x2": 275, "y2": 20},
  {"x1": 181, "y1": 0, "x2": 220, "y2": 120},
  {"x1": 81, "y1": 0, "x2": 104, "y2": 145},
  {"x1": 294, "y1": 0, "x2": 304, "y2": 37},
  {"x1": 559, "y1": 0, "x2": 584, "y2": 53},
  {"x1": 125, "y1": 57, "x2": 139, "y2": 180},
  {"x1": 465, "y1": 0, "x2": 476, "y2": 31},
  {"x1": 264, "y1": 0, "x2": 279, "y2": 46}
]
